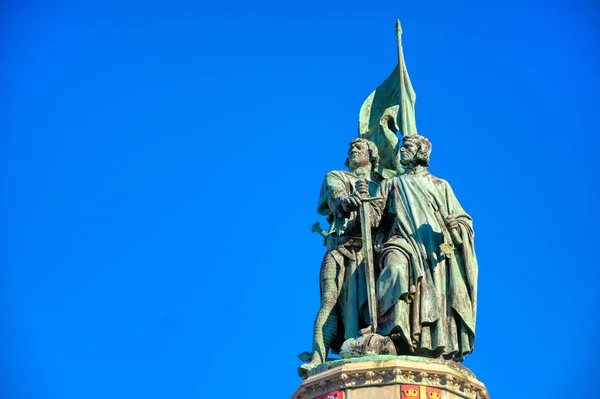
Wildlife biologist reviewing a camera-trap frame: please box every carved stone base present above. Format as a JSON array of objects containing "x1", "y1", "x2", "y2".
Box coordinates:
[{"x1": 292, "y1": 356, "x2": 489, "y2": 399}]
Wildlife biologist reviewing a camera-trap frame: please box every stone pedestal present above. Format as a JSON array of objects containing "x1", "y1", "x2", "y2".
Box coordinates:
[{"x1": 292, "y1": 356, "x2": 489, "y2": 399}]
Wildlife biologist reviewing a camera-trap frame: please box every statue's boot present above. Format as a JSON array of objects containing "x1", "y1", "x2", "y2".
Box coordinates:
[{"x1": 297, "y1": 351, "x2": 323, "y2": 379}]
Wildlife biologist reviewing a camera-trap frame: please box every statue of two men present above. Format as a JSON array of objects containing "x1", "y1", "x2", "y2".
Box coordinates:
[{"x1": 302, "y1": 135, "x2": 478, "y2": 373}]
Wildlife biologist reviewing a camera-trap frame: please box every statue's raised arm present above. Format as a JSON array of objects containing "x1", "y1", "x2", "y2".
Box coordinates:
[{"x1": 359, "y1": 19, "x2": 418, "y2": 177}]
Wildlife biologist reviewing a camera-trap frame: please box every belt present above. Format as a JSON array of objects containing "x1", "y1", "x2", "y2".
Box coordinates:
[
  {"x1": 332, "y1": 236, "x2": 363, "y2": 260},
  {"x1": 343, "y1": 238, "x2": 363, "y2": 248},
  {"x1": 329, "y1": 235, "x2": 362, "y2": 248}
]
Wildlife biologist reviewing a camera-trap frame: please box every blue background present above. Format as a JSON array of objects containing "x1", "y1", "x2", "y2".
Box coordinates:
[{"x1": 2, "y1": 0, "x2": 599, "y2": 398}]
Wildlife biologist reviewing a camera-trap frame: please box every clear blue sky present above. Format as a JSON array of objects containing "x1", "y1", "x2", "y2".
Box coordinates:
[{"x1": 2, "y1": 1, "x2": 599, "y2": 398}]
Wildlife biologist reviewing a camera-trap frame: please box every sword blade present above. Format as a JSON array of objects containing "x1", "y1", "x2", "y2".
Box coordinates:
[{"x1": 359, "y1": 199, "x2": 378, "y2": 333}]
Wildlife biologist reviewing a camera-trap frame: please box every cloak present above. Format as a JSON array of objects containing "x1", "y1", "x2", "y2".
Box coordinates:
[{"x1": 371, "y1": 170, "x2": 478, "y2": 360}]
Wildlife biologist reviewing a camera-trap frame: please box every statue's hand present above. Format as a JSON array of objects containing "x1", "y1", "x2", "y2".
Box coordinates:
[
  {"x1": 445, "y1": 215, "x2": 459, "y2": 231},
  {"x1": 341, "y1": 193, "x2": 362, "y2": 212},
  {"x1": 355, "y1": 179, "x2": 369, "y2": 196}
]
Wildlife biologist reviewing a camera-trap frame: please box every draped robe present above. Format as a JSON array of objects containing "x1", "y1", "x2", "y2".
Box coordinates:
[{"x1": 370, "y1": 170, "x2": 478, "y2": 361}]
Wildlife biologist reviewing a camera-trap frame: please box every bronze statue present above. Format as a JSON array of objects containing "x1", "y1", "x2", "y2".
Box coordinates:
[
  {"x1": 369, "y1": 135, "x2": 478, "y2": 361},
  {"x1": 299, "y1": 18, "x2": 478, "y2": 376},
  {"x1": 299, "y1": 139, "x2": 382, "y2": 376},
  {"x1": 293, "y1": 19, "x2": 487, "y2": 399}
]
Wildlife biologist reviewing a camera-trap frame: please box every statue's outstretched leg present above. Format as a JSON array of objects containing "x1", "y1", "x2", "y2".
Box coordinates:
[
  {"x1": 298, "y1": 279, "x2": 338, "y2": 377},
  {"x1": 308, "y1": 254, "x2": 340, "y2": 367},
  {"x1": 309, "y1": 292, "x2": 338, "y2": 364}
]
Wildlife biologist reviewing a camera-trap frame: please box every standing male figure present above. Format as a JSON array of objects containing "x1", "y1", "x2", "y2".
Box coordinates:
[
  {"x1": 370, "y1": 135, "x2": 478, "y2": 361},
  {"x1": 300, "y1": 138, "x2": 381, "y2": 372}
]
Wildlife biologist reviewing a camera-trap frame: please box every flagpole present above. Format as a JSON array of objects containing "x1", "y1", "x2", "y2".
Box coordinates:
[{"x1": 396, "y1": 19, "x2": 405, "y2": 137}]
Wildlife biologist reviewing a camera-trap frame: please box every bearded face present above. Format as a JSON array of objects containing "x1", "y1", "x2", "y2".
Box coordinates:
[
  {"x1": 399, "y1": 140, "x2": 419, "y2": 166},
  {"x1": 347, "y1": 140, "x2": 371, "y2": 170}
]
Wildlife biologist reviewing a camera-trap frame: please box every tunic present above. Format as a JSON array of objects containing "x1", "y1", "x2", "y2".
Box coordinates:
[{"x1": 317, "y1": 170, "x2": 379, "y2": 349}]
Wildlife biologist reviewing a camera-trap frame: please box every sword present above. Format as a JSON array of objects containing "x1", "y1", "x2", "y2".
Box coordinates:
[
  {"x1": 311, "y1": 222, "x2": 329, "y2": 239},
  {"x1": 357, "y1": 192, "x2": 382, "y2": 334}
]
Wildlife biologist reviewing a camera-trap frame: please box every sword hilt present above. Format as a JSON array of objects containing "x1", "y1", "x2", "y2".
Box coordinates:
[
  {"x1": 427, "y1": 193, "x2": 462, "y2": 246},
  {"x1": 311, "y1": 222, "x2": 329, "y2": 239},
  {"x1": 359, "y1": 196, "x2": 382, "y2": 203}
]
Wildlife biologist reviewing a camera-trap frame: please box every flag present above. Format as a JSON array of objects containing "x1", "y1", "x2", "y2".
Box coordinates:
[{"x1": 358, "y1": 20, "x2": 417, "y2": 175}]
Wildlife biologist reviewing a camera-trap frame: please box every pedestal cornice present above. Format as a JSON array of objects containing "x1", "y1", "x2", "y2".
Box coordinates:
[{"x1": 292, "y1": 356, "x2": 489, "y2": 399}]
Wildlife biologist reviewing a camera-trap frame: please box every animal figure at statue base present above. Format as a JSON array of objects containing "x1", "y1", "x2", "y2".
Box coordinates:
[{"x1": 339, "y1": 333, "x2": 397, "y2": 359}]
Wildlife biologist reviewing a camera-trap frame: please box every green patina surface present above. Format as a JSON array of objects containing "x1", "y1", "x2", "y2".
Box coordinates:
[
  {"x1": 299, "y1": 20, "x2": 480, "y2": 381},
  {"x1": 359, "y1": 20, "x2": 417, "y2": 177}
]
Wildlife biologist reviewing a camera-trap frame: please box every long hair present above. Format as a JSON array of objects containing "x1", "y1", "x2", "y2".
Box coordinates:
[{"x1": 344, "y1": 138, "x2": 380, "y2": 170}]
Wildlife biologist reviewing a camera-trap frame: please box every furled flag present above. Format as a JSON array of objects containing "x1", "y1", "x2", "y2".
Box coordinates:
[{"x1": 358, "y1": 20, "x2": 417, "y2": 176}]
